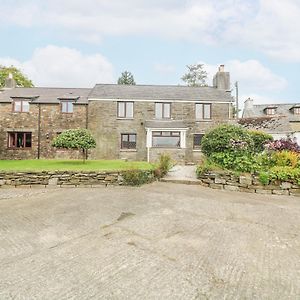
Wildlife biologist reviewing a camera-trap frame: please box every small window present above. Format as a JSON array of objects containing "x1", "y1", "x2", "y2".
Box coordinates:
[
  {"x1": 196, "y1": 103, "x2": 211, "y2": 120},
  {"x1": 152, "y1": 131, "x2": 180, "y2": 148},
  {"x1": 266, "y1": 108, "x2": 276, "y2": 115},
  {"x1": 8, "y1": 132, "x2": 32, "y2": 149},
  {"x1": 155, "y1": 102, "x2": 171, "y2": 119},
  {"x1": 13, "y1": 100, "x2": 30, "y2": 112},
  {"x1": 294, "y1": 107, "x2": 300, "y2": 115},
  {"x1": 121, "y1": 133, "x2": 136, "y2": 149},
  {"x1": 61, "y1": 101, "x2": 74, "y2": 113},
  {"x1": 117, "y1": 102, "x2": 134, "y2": 118},
  {"x1": 193, "y1": 134, "x2": 204, "y2": 149}
]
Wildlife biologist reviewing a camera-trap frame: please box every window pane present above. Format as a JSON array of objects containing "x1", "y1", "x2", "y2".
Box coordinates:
[
  {"x1": 195, "y1": 104, "x2": 203, "y2": 119},
  {"x1": 129, "y1": 134, "x2": 136, "y2": 142},
  {"x1": 9, "y1": 133, "x2": 15, "y2": 147},
  {"x1": 25, "y1": 133, "x2": 32, "y2": 147},
  {"x1": 155, "y1": 103, "x2": 163, "y2": 119},
  {"x1": 16, "y1": 133, "x2": 24, "y2": 148},
  {"x1": 122, "y1": 134, "x2": 128, "y2": 142},
  {"x1": 163, "y1": 103, "x2": 171, "y2": 118},
  {"x1": 126, "y1": 102, "x2": 133, "y2": 118},
  {"x1": 203, "y1": 104, "x2": 211, "y2": 119},
  {"x1": 14, "y1": 101, "x2": 22, "y2": 112},
  {"x1": 118, "y1": 102, "x2": 125, "y2": 117},
  {"x1": 162, "y1": 131, "x2": 171, "y2": 136},
  {"x1": 62, "y1": 102, "x2": 68, "y2": 113},
  {"x1": 22, "y1": 101, "x2": 30, "y2": 112},
  {"x1": 194, "y1": 134, "x2": 204, "y2": 148},
  {"x1": 68, "y1": 102, "x2": 73, "y2": 113}
]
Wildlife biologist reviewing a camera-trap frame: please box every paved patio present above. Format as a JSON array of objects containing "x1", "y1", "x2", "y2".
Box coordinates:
[{"x1": 0, "y1": 183, "x2": 300, "y2": 299}]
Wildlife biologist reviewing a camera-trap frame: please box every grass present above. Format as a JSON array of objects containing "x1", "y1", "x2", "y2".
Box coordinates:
[{"x1": 0, "y1": 159, "x2": 154, "y2": 172}]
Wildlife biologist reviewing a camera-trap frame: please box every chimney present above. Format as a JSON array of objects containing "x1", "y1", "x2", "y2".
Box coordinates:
[
  {"x1": 4, "y1": 73, "x2": 16, "y2": 89},
  {"x1": 213, "y1": 64, "x2": 230, "y2": 90},
  {"x1": 242, "y1": 98, "x2": 254, "y2": 118}
]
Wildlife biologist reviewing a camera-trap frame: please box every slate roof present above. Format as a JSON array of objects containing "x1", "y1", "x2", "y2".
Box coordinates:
[
  {"x1": 244, "y1": 103, "x2": 300, "y2": 122},
  {"x1": 238, "y1": 116, "x2": 292, "y2": 133},
  {"x1": 145, "y1": 120, "x2": 187, "y2": 129},
  {"x1": 89, "y1": 84, "x2": 233, "y2": 102},
  {"x1": 0, "y1": 87, "x2": 91, "y2": 104}
]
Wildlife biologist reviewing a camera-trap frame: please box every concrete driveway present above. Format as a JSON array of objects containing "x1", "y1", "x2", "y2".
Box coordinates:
[{"x1": 0, "y1": 183, "x2": 300, "y2": 299}]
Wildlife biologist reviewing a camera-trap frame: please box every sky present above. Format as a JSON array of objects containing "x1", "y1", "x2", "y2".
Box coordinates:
[{"x1": 0, "y1": 0, "x2": 299, "y2": 106}]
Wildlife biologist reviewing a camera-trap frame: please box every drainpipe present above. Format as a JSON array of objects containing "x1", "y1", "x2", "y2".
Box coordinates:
[
  {"x1": 85, "y1": 103, "x2": 88, "y2": 159},
  {"x1": 146, "y1": 128, "x2": 151, "y2": 163},
  {"x1": 37, "y1": 103, "x2": 41, "y2": 159}
]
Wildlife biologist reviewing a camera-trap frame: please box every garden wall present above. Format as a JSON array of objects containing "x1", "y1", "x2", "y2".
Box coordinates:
[
  {"x1": 0, "y1": 170, "x2": 154, "y2": 188},
  {"x1": 197, "y1": 171, "x2": 300, "y2": 197}
]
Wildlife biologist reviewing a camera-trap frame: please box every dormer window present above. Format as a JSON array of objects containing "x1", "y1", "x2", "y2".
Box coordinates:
[
  {"x1": 293, "y1": 107, "x2": 300, "y2": 115},
  {"x1": 61, "y1": 101, "x2": 74, "y2": 113},
  {"x1": 265, "y1": 107, "x2": 277, "y2": 115},
  {"x1": 13, "y1": 99, "x2": 30, "y2": 112}
]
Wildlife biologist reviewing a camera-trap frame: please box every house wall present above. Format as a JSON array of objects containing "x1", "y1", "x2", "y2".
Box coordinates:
[
  {"x1": 88, "y1": 100, "x2": 232, "y2": 163},
  {"x1": 0, "y1": 102, "x2": 87, "y2": 160}
]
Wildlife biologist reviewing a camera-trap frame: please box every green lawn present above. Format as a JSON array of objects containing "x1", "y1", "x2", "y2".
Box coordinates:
[{"x1": 0, "y1": 159, "x2": 154, "y2": 172}]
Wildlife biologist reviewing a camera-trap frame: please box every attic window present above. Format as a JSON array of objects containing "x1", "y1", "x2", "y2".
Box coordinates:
[
  {"x1": 293, "y1": 107, "x2": 300, "y2": 115},
  {"x1": 266, "y1": 107, "x2": 276, "y2": 115},
  {"x1": 13, "y1": 99, "x2": 30, "y2": 112}
]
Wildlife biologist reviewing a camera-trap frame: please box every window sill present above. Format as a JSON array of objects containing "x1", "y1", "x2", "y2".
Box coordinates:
[
  {"x1": 7, "y1": 147, "x2": 32, "y2": 150},
  {"x1": 195, "y1": 119, "x2": 212, "y2": 122},
  {"x1": 151, "y1": 147, "x2": 182, "y2": 150},
  {"x1": 193, "y1": 149, "x2": 202, "y2": 152},
  {"x1": 117, "y1": 118, "x2": 134, "y2": 120},
  {"x1": 120, "y1": 149, "x2": 137, "y2": 152}
]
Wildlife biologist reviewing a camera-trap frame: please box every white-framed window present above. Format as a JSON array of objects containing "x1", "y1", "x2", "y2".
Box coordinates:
[
  {"x1": 13, "y1": 99, "x2": 30, "y2": 112},
  {"x1": 155, "y1": 102, "x2": 171, "y2": 119},
  {"x1": 61, "y1": 101, "x2": 74, "y2": 113},
  {"x1": 117, "y1": 101, "x2": 134, "y2": 118},
  {"x1": 294, "y1": 107, "x2": 300, "y2": 115},
  {"x1": 152, "y1": 131, "x2": 180, "y2": 148},
  {"x1": 266, "y1": 107, "x2": 276, "y2": 115},
  {"x1": 195, "y1": 103, "x2": 211, "y2": 120}
]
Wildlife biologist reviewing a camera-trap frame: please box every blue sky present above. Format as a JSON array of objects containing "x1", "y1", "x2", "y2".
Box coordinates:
[{"x1": 0, "y1": 0, "x2": 299, "y2": 105}]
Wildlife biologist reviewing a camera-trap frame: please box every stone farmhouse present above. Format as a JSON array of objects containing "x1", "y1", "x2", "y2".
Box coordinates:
[
  {"x1": 240, "y1": 98, "x2": 300, "y2": 142},
  {"x1": 0, "y1": 66, "x2": 234, "y2": 163}
]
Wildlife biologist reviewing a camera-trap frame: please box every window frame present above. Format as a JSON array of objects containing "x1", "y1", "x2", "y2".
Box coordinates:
[
  {"x1": 266, "y1": 107, "x2": 276, "y2": 115},
  {"x1": 195, "y1": 103, "x2": 212, "y2": 120},
  {"x1": 121, "y1": 133, "x2": 137, "y2": 149},
  {"x1": 193, "y1": 133, "x2": 204, "y2": 150},
  {"x1": 155, "y1": 102, "x2": 171, "y2": 119},
  {"x1": 61, "y1": 100, "x2": 74, "y2": 114},
  {"x1": 294, "y1": 107, "x2": 300, "y2": 115},
  {"x1": 7, "y1": 132, "x2": 32, "y2": 149},
  {"x1": 117, "y1": 101, "x2": 134, "y2": 119},
  {"x1": 12, "y1": 99, "x2": 30, "y2": 113},
  {"x1": 152, "y1": 131, "x2": 180, "y2": 148}
]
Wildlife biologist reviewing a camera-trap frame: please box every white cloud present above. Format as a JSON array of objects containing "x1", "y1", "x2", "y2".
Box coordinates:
[
  {"x1": 0, "y1": 46, "x2": 114, "y2": 87},
  {"x1": 1, "y1": 1, "x2": 300, "y2": 61},
  {"x1": 203, "y1": 59, "x2": 287, "y2": 92}
]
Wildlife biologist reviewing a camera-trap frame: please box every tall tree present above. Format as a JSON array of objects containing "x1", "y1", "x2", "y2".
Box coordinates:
[
  {"x1": 0, "y1": 66, "x2": 34, "y2": 88},
  {"x1": 181, "y1": 63, "x2": 208, "y2": 87},
  {"x1": 117, "y1": 71, "x2": 136, "y2": 85}
]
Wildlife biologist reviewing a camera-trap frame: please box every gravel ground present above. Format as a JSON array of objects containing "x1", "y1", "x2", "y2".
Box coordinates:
[{"x1": 0, "y1": 183, "x2": 300, "y2": 299}]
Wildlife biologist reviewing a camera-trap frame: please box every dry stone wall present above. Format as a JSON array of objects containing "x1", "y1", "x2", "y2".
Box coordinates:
[{"x1": 197, "y1": 171, "x2": 300, "y2": 197}]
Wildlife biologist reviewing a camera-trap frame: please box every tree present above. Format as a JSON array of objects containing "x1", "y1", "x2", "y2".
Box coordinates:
[
  {"x1": 117, "y1": 71, "x2": 136, "y2": 85},
  {"x1": 52, "y1": 129, "x2": 96, "y2": 162},
  {"x1": 181, "y1": 63, "x2": 208, "y2": 87},
  {"x1": 0, "y1": 65, "x2": 34, "y2": 88}
]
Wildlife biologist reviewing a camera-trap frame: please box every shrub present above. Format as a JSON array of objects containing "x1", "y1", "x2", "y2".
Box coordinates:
[
  {"x1": 155, "y1": 153, "x2": 172, "y2": 178},
  {"x1": 201, "y1": 124, "x2": 254, "y2": 157},
  {"x1": 122, "y1": 169, "x2": 154, "y2": 186},
  {"x1": 248, "y1": 130, "x2": 273, "y2": 152},
  {"x1": 273, "y1": 150, "x2": 299, "y2": 168},
  {"x1": 268, "y1": 166, "x2": 300, "y2": 184},
  {"x1": 265, "y1": 138, "x2": 300, "y2": 152},
  {"x1": 196, "y1": 159, "x2": 221, "y2": 177},
  {"x1": 259, "y1": 171, "x2": 270, "y2": 185}
]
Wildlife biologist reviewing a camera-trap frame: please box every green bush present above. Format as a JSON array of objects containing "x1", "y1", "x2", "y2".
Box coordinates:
[
  {"x1": 273, "y1": 150, "x2": 299, "y2": 168},
  {"x1": 259, "y1": 171, "x2": 270, "y2": 185},
  {"x1": 248, "y1": 130, "x2": 273, "y2": 152},
  {"x1": 122, "y1": 169, "x2": 154, "y2": 186},
  {"x1": 201, "y1": 124, "x2": 254, "y2": 157},
  {"x1": 155, "y1": 153, "x2": 172, "y2": 178}
]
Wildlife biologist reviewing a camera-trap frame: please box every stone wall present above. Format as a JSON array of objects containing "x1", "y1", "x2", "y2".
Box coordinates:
[
  {"x1": 0, "y1": 170, "x2": 154, "y2": 187},
  {"x1": 0, "y1": 102, "x2": 87, "y2": 160},
  {"x1": 197, "y1": 171, "x2": 300, "y2": 197}
]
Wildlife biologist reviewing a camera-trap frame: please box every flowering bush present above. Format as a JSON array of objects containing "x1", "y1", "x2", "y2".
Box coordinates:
[{"x1": 265, "y1": 138, "x2": 300, "y2": 152}]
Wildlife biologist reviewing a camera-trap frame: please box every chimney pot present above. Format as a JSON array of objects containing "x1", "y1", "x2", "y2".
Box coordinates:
[{"x1": 219, "y1": 64, "x2": 225, "y2": 72}]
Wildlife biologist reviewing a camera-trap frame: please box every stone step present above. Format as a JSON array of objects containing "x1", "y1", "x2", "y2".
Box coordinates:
[{"x1": 160, "y1": 178, "x2": 201, "y2": 185}]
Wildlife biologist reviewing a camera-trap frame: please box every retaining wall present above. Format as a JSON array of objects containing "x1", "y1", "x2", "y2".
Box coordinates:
[
  {"x1": 197, "y1": 171, "x2": 300, "y2": 197},
  {"x1": 0, "y1": 170, "x2": 152, "y2": 188}
]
